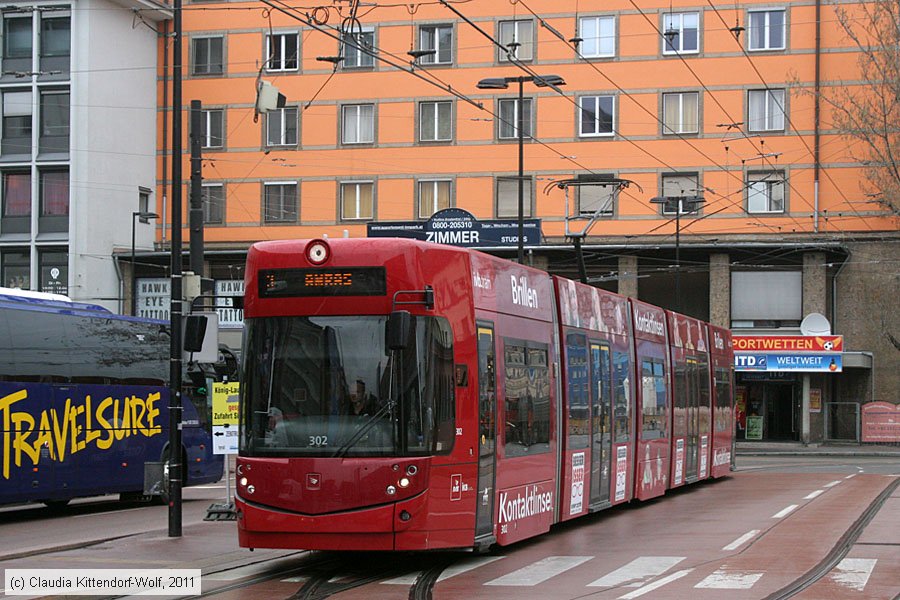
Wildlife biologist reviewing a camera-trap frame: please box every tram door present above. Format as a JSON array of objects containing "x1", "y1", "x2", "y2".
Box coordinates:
[
  {"x1": 590, "y1": 342, "x2": 613, "y2": 505},
  {"x1": 685, "y1": 357, "x2": 699, "y2": 481},
  {"x1": 475, "y1": 324, "x2": 497, "y2": 538}
]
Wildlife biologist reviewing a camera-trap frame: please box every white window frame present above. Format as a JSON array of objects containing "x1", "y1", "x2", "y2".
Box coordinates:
[
  {"x1": 419, "y1": 24, "x2": 453, "y2": 65},
  {"x1": 340, "y1": 180, "x2": 375, "y2": 220},
  {"x1": 419, "y1": 101, "x2": 452, "y2": 142},
  {"x1": 746, "y1": 171, "x2": 785, "y2": 214},
  {"x1": 576, "y1": 175, "x2": 616, "y2": 217},
  {"x1": 342, "y1": 26, "x2": 375, "y2": 68},
  {"x1": 417, "y1": 179, "x2": 452, "y2": 219},
  {"x1": 748, "y1": 89, "x2": 785, "y2": 132},
  {"x1": 660, "y1": 173, "x2": 701, "y2": 214},
  {"x1": 498, "y1": 97, "x2": 532, "y2": 140},
  {"x1": 579, "y1": 95, "x2": 615, "y2": 137},
  {"x1": 498, "y1": 19, "x2": 534, "y2": 62},
  {"x1": 200, "y1": 109, "x2": 224, "y2": 148},
  {"x1": 266, "y1": 32, "x2": 299, "y2": 72},
  {"x1": 266, "y1": 107, "x2": 298, "y2": 147},
  {"x1": 662, "y1": 92, "x2": 699, "y2": 135},
  {"x1": 579, "y1": 15, "x2": 616, "y2": 58},
  {"x1": 747, "y1": 9, "x2": 786, "y2": 51},
  {"x1": 496, "y1": 176, "x2": 533, "y2": 219},
  {"x1": 341, "y1": 104, "x2": 375, "y2": 144},
  {"x1": 662, "y1": 12, "x2": 699, "y2": 54},
  {"x1": 201, "y1": 183, "x2": 224, "y2": 224},
  {"x1": 192, "y1": 36, "x2": 224, "y2": 76},
  {"x1": 263, "y1": 181, "x2": 298, "y2": 223}
]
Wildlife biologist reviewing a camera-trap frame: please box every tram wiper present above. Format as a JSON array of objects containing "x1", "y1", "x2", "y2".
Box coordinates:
[{"x1": 331, "y1": 399, "x2": 395, "y2": 458}]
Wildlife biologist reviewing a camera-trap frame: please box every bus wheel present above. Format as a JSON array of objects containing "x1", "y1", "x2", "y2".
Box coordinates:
[{"x1": 42, "y1": 499, "x2": 70, "y2": 509}]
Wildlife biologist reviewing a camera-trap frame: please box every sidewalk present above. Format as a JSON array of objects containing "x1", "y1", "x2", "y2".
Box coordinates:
[{"x1": 735, "y1": 440, "x2": 900, "y2": 457}]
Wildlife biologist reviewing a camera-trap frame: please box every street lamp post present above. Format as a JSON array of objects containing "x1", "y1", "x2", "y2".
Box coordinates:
[
  {"x1": 477, "y1": 74, "x2": 565, "y2": 264},
  {"x1": 131, "y1": 211, "x2": 160, "y2": 315},
  {"x1": 650, "y1": 195, "x2": 705, "y2": 313}
]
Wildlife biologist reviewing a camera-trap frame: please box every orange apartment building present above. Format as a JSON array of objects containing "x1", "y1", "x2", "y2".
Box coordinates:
[{"x1": 139, "y1": 0, "x2": 898, "y2": 443}]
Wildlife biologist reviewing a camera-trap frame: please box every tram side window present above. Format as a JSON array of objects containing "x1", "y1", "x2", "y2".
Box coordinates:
[
  {"x1": 673, "y1": 359, "x2": 688, "y2": 439},
  {"x1": 592, "y1": 342, "x2": 612, "y2": 440},
  {"x1": 640, "y1": 359, "x2": 667, "y2": 440},
  {"x1": 612, "y1": 350, "x2": 630, "y2": 442},
  {"x1": 697, "y1": 356, "x2": 711, "y2": 435},
  {"x1": 503, "y1": 339, "x2": 550, "y2": 457},
  {"x1": 565, "y1": 333, "x2": 589, "y2": 450},
  {"x1": 714, "y1": 366, "x2": 733, "y2": 432}
]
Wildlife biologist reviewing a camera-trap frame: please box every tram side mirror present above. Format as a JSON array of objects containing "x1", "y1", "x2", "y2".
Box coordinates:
[
  {"x1": 184, "y1": 315, "x2": 208, "y2": 352},
  {"x1": 386, "y1": 310, "x2": 411, "y2": 350}
]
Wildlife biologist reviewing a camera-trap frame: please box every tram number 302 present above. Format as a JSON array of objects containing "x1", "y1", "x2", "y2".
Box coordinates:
[{"x1": 309, "y1": 435, "x2": 328, "y2": 448}]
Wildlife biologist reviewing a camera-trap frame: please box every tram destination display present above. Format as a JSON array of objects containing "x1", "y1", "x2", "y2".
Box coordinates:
[{"x1": 260, "y1": 267, "x2": 386, "y2": 298}]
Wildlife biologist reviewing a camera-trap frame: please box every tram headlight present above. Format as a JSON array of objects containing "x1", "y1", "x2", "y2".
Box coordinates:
[
  {"x1": 246, "y1": 485, "x2": 255, "y2": 495},
  {"x1": 306, "y1": 240, "x2": 331, "y2": 265},
  {"x1": 406, "y1": 465, "x2": 418, "y2": 476},
  {"x1": 237, "y1": 464, "x2": 244, "y2": 475},
  {"x1": 386, "y1": 485, "x2": 397, "y2": 496},
  {"x1": 398, "y1": 477, "x2": 410, "y2": 488},
  {"x1": 239, "y1": 477, "x2": 248, "y2": 487}
]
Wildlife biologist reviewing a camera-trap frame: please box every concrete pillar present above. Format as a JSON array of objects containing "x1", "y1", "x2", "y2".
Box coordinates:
[
  {"x1": 802, "y1": 252, "x2": 827, "y2": 316},
  {"x1": 617, "y1": 255, "x2": 639, "y2": 298},
  {"x1": 709, "y1": 253, "x2": 730, "y2": 328},
  {"x1": 530, "y1": 254, "x2": 550, "y2": 272}
]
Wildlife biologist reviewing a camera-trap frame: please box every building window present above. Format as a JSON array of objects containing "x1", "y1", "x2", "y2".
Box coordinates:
[
  {"x1": 748, "y1": 89, "x2": 785, "y2": 131},
  {"x1": 2, "y1": 91, "x2": 31, "y2": 155},
  {"x1": 418, "y1": 180, "x2": 451, "y2": 218},
  {"x1": 341, "y1": 181, "x2": 374, "y2": 220},
  {"x1": 138, "y1": 187, "x2": 150, "y2": 214},
  {"x1": 419, "y1": 101, "x2": 452, "y2": 142},
  {"x1": 192, "y1": 36, "x2": 224, "y2": 75},
  {"x1": 498, "y1": 97, "x2": 532, "y2": 139},
  {"x1": 499, "y1": 20, "x2": 534, "y2": 61},
  {"x1": 419, "y1": 25, "x2": 452, "y2": 64},
  {"x1": 40, "y1": 90, "x2": 69, "y2": 153},
  {"x1": 40, "y1": 13, "x2": 70, "y2": 73},
  {"x1": 341, "y1": 104, "x2": 375, "y2": 144},
  {"x1": 579, "y1": 95, "x2": 614, "y2": 137},
  {"x1": 663, "y1": 12, "x2": 699, "y2": 54},
  {"x1": 40, "y1": 170, "x2": 68, "y2": 217},
  {"x1": 2, "y1": 249, "x2": 29, "y2": 289},
  {"x1": 38, "y1": 248, "x2": 67, "y2": 295},
  {"x1": 747, "y1": 171, "x2": 785, "y2": 213},
  {"x1": 263, "y1": 182, "x2": 298, "y2": 223},
  {"x1": 199, "y1": 109, "x2": 224, "y2": 148},
  {"x1": 663, "y1": 92, "x2": 699, "y2": 134},
  {"x1": 266, "y1": 33, "x2": 299, "y2": 72},
  {"x1": 660, "y1": 173, "x2": 701, "y2": 214},
  {"x1": 576, "y1": 174, "x2": 616, "y2": 216},
  {"x1": 748, "y1": 9, "x2": 785, "y2": 51},
  {"x1": 497, "y1": 177, "x2": 533, "y2": 219},
  {"x1": 579, "y1": 15, "x2": 615, "y2": 58},
  {"x1": 3, "y1": 16, "x2": 31, "y2": 59},
  {"x1": 731, "y1": 270, "x2": 801, "y2": 327},
  {"x1": 341, "y1": 27, "x2": 375, "y2": 68},
  {"x1": 202, "y1": 183, "x2": 224, "y2": 224},
  {"x1": 2, "y1": 171, "x2": 30, "y2": 217},
  {"x1": 266, "y1": 107, "x2": 298, "y2": 147}
]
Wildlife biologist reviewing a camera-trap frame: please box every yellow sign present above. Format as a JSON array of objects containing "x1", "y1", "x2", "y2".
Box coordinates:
[{"x1": 212, "y1": 382, "x2": 240, "y2": 426}]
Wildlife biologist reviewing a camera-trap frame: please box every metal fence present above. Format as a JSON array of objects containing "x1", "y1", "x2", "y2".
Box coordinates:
[{"x1": 824, "y1": 402, "x2": 860, "y2": 442}]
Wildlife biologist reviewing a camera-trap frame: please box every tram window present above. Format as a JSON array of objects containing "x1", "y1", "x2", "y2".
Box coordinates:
[
  {"x1": 593, "y1": 343, "x2": 612, "y2": 439},
  {"x1": 503, "y1": 339, "x2": 550, "y2": 457},
  {"x1": 714, "y1": 366, "x2": 732, "y2": 432},
  {"x1": 640, "y1": 359, "x2": 667, "y2": 440},
  {"x1": 612, "y1": 350, "x2": 630, "y2": 443},
  {"x1": 697, "y1": 356, "x2": 711, "y2": 435},
  {"x1": 673, "y1": 359, "x2": 688, "y2": 438},
  {"x1": 565, "y1": 333, "x2": 589, "y2": 450}
]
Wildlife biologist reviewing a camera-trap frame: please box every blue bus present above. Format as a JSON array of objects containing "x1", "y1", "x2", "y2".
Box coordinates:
[{"x1": 0, "y1": 289, "x2": 223, "y2": 507}]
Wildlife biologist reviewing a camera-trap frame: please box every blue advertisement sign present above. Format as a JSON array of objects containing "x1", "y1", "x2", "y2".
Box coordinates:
[
  {"x1": 367, "y1": 208, "x2": 541, "y2": 248},
  {"x1": 735, "y1": 353, "x2": 842, "y2": 373}
]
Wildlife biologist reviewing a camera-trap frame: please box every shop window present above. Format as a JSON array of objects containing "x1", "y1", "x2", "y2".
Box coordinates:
[
  {"x1": 2, "y1": 249, "x2": 29, "y2": 289},
  {"x1": 38, "y1": 248, "x2": 67, "y2": 295}
]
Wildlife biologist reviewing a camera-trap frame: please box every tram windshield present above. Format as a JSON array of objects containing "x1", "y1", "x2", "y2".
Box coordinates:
[{"x1": 240, "y1": 315, "x2": 455, "y2": 457}]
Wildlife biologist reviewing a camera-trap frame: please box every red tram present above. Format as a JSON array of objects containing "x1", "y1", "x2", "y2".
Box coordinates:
[{"x1": 235, "y1": 238, "x2": 734, "y2": 551}]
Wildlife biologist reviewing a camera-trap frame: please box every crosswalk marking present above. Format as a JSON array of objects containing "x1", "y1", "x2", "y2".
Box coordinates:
[
  {"x1": 771, "y1": 504, "x2": 798, "y2": 518},
  {"x1": 618, "y1": 569, "x2": 693, "y2": 599},
  {"x1": 484, "y1": 556, "x2": 592, "y2": 586},
  {"x1": 824, "y1": 480, "x2": 842, "y2": 488},
  {"x1": 829, "y1": 558, "x2": 877, "y2": 591},
  {"x1": 722, "y1": 530, "x2": 760, "y2": 551},
  {"x1": 803, "y1": 490, "x2": 824, "y2": 500},
  {"x1": 588, "y1": 556, "x2": 685, "y2": 588},
  {"x1": 695, "y1": 570, "x2": 764, "y2": 589},
  {"x1": 381, "y1": 556, "x2": 505, "y2": 585}
]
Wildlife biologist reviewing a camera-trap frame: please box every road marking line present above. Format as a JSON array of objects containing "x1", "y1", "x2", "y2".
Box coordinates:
[
  {"x1": 828, "y1": 558, "x2": 877, "y2": 591},
  {"x1": 771, "y1": 504, "x2": 798, "y2": 519},
  {"x1": 824, "y1": 480, "x2": 842, "y2": 488},
  {"x1": 73, "y1": 506, "x2": 151, "y2": 519},
  {"x1": 844, "y1": 473, "x2": 857, "y2": 479},
  {"x1": 695, "y1": 570, "x2": 763, "y2": 589},
  {"x1": 382, "y1": 556, "x2": 504, "y2": 585},
  {"x1": 588, "y1": 556, "x2": 686, "y2": 587},
  {"x1": 281, "y1": 576, "x2": 308, "y2": 582},
  {"x1": 804, "y1": 490, "x2": 824, "y2": 500},
  {"x1": 618, "y1": 569, "x2": 693, "y2": 599},
  {"x1": 722, "y1": 530, "x2": 760, "y2": 551},
  {"x1": 484, "y1": 556, "x2": 592, "y2": 586}
]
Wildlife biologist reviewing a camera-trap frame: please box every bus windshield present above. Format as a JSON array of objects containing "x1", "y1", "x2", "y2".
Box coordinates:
[{"x1": 240, "y1": 315, "x2": 455, "y2": 458}]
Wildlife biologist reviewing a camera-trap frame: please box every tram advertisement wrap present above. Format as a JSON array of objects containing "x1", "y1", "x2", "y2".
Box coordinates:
[
  {"x1": 615, "y1": 445, "x2": 628, "y2": 501},
  {"x1": 569, "y1": 452, "x2": 585, "y2": 515},
  {"x1": 497, "y1": 481, "x2": 554, "y2": 543},
  {"x1": 0, "y1": 383, "x2": 163, "y2": 479}
]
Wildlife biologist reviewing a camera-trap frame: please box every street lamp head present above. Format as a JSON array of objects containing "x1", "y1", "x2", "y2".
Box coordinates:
[
  {"x1": 477, "y1": 77, "x2": 510, "y2": 90},
  {"x1": 532, "y1": 74, "x2": 566, "y2": 87},
  {"x1": 134, "y1": 211, "x2": 160, "y2": 224}
]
